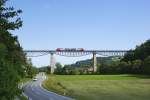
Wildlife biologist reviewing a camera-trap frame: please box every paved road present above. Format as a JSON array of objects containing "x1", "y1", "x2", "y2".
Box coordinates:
[{"x1": 23, "y1": 73, "x2": 73, "y2": 100}]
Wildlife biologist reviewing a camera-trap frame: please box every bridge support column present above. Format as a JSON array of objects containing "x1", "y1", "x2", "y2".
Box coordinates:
[
  {"x1": 50, "y1": 53, "x2": 55, "y2": 74},
  {"x1": 93, "y1": 51, "x2": 97, "y2": 72}
]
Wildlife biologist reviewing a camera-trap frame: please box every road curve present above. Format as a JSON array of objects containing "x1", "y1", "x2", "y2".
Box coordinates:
[{"x1": 23, "y1": 73, "x2": 73, "y2": 100}]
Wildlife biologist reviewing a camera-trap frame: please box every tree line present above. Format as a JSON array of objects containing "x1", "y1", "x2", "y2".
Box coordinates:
[
  {"x1": 0, "y1": 0, "x2": 38, "y2": 99},
  {"x1": 53, "y1": 39, "x2": 150, "y2": 75},
  {"x1": 100, "y1": 39, "x2": 150, "y2": 75}
]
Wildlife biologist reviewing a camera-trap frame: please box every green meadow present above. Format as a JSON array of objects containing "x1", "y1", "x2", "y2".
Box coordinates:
[{"x1": 43, "y1": 75, "x2": 150, "y2": 100}]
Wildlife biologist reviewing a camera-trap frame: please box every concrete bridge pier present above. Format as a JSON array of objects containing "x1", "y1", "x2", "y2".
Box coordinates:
[
  {"x1": 50, "y1": 53, "x2": 56, "y2": 74},
  {"x1": 93, "y1": 51, "x2": 97, "y2": 72}
]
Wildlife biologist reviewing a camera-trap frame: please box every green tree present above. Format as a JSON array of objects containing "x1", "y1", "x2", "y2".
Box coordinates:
[
  {"x1": 0, "y1": 0, "x2": 25, "y2": 99},
  {"x1": 131, "y1": 60, "x2": 142, "y2": 74},
  {"x1": 143, "y1": 56, "x2": 150, "y2": 75},
  {"x1": 54, "y1": 63, "x2": 63, "y2": 74},
  {"x1": 123, "y1": 39, "x2": 150, "y2": 61},
  {"x1": 0, "y1": 0, "x2": 22, "y2": 30},
  {"x1": 25, "y1": 58, "x2": 38, "y2": 78},
  {"x1": 123, "y1": 50, "x2": 135, "y2": 61},
  {"x1": 69, "y1": 68, "x2": 80, "y2": 75},
  {"x1": 119, "y1": 61, "x2": 131, "y2": 74},
  {"x1": 122, "y1": 39, "x2": 150, "y2": 75}
]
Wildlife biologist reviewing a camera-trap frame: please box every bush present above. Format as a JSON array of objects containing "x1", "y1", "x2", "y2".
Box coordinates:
[{"x1": 143, "y1": 56, "x2": 150, "y2": 75}]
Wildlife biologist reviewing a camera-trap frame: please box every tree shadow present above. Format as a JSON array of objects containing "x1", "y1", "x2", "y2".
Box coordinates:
[{"x1": 123, "y1": 74, "x2": 150, "y2": 79}]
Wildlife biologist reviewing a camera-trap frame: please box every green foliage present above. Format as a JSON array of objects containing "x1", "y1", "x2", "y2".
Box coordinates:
[
  {"x1": 61, "y1": 65, "x2": 81, "y2": 75},
  {"x1": 25, "y1": 58, "x2": 38, "y2": 78},
  {"x1": 54, "y1": 57, "x2": 117, "y2": 75},
  {"x1": 54, "y1": 63, "x2": 63, "y2": 74},
  {"x1": 143, "y1": 56, "x2": 150, "y2": 75},
  {"x1": 54, "y1": 38, "x2": 150, "y2": 75},
  {"x1": 123, "y1": 50, "x2": 135, "y2": 61},
  {"x1": 0, "y1": 59, "x2": 21, "y2": 100},
  {"x1": 121, "y1": 39, "x2": 150, "y2": 75},
  {"x1": 0, "y1": 0, "x2": 29, "y2": 99},
  {"x1": 54, "y1": 62, "x2": 81, "y2": 75},
  {"x1": 71, "y1": 68, "x2": 80, "y2": 75},
  {"x1": 62, "y1": 39, "x2": 150, "y2": 75},
  {"x1": 131, "y1": 60, "x2": 142, "y2": 74},
  {"x1": 123, "y1": 39, "x2": 150, "y2": 61},
  {"x1": 71, "y1": 57, "x2": 113, "y2": 68},
  {"x1": 0, "y1": 0, "x2": 22, "y2": 30},
  {"x1": 39, "y1": 66, "x2": 51, "y2": 74}
]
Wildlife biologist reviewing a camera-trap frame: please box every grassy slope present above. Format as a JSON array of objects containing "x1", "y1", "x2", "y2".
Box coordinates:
[
  {"x1": 20, "y1": 78, "x2": 32, "y2": 83},
  {"x1": 43, "y1": 75, "x2": 150, "y2": 100}
]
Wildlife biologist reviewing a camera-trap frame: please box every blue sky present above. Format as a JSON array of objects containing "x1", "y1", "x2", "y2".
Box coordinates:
[{"x1": 7, "y1": 0, "x2": 150, "y2": 67}]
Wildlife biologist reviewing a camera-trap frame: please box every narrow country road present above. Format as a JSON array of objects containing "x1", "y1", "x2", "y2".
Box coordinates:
[{"x1": 23, "y1": 73, "x2": 73, "y2": 100}]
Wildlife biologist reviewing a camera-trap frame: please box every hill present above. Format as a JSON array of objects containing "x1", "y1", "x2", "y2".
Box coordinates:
[{"x1": 70, "y1": 56, "x2": 120, "y2": 68}]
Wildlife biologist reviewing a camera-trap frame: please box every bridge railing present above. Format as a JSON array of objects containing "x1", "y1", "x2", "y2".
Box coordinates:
[{"x1": 24, "y1": 50, "x2": 128, "y2": 57}]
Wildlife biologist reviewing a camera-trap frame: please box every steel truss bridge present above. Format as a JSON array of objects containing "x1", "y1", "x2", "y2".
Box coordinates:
[{"x1": 24, "y1": 50, "x2": 128, "y2": 74}]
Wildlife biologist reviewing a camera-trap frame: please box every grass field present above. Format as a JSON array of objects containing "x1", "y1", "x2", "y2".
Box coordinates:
[{"x1": 43, "y1": 75, "x2": 150, "y2": 100}]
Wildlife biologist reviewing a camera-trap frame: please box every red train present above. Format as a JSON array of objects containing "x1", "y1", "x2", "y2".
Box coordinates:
[{"x1": 56, "y1": 48, "x2": 84, "y2": 52}]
